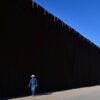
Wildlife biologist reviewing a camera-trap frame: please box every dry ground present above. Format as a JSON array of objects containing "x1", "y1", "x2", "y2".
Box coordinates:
[{"x1": 8, "y1": 85, "x2": 100, "y2": 100}]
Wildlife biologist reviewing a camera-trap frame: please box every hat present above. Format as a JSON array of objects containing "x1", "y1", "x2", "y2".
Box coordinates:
[{"x1": 31, "y1": 74, "x2": 35, "y2": 77}]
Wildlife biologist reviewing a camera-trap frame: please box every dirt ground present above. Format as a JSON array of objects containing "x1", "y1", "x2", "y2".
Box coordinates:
[{"x1": 8, "y1": 85, "x2": 100, "y2": 100}]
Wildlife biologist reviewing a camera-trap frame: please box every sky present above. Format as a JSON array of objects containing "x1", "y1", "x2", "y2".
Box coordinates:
[{"x1": 34, "y1": 0, "x2": 100, "y2": 47}]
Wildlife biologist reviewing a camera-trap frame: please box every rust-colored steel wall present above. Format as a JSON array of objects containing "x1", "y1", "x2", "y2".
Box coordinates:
[{"x1": 0, "y1": 1, "x2": 100, "y2": 98}]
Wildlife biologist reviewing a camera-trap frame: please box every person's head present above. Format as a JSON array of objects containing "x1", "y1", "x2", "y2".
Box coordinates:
[{"x1": 30, "y1": 74, "x2": 35, "y2": 78}]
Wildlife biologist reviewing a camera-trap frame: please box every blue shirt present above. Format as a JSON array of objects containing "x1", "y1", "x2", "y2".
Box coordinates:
[{"x1": 29, "y1": 78, "x2": 37, "y2": 87}]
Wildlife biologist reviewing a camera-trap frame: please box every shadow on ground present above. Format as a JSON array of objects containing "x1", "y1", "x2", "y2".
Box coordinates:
[{"x1": 0, "y1": 92, "x2": 53, "y2": 100}]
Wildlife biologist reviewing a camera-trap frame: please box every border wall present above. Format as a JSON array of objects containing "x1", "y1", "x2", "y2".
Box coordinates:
[{"x1": 0, "y1": 1, "x2": 100, "y2": 98}]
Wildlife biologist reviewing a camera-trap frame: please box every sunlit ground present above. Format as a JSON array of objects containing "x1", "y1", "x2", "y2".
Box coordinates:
[{"x1": 8, "y1": 85, "x2": 100, "y2": 100}]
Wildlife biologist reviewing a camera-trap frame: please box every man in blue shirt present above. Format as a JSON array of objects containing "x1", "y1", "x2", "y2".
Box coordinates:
[{"x1": 29, "y1": 74, "x2": 38, "y2": 96}]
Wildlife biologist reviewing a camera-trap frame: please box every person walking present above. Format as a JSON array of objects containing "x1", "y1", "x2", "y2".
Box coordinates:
[{"x1": 29, "y1": 74, "x2": 38, "y2": 96}]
